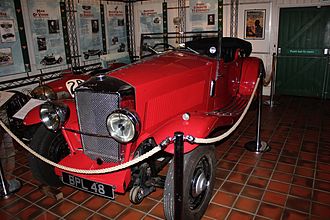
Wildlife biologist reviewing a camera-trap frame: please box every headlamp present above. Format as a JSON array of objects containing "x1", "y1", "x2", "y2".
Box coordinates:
[
  {"x1": 40, "y1": 102, "x2": 69, "y2": 131},
  {"x1": 31, "y1": 85, "x2": 57, "y2": 100},
  {"x1": 106, "y1": 109, "x2": 140, "y2": 143}
]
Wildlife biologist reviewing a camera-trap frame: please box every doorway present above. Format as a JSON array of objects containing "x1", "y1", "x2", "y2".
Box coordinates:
[{"x1": 276, "y1": 6, "x2": 330, "y2": 99}]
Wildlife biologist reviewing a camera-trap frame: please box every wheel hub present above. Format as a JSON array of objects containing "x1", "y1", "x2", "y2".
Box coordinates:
[{"x1": 192, "y1": 169, "x2": 209, "y2": 197}]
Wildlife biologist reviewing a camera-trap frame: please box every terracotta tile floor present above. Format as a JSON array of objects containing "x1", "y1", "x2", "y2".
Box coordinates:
[{"x1": 1, "y1": 96, "x2": 330, "y2": 219}]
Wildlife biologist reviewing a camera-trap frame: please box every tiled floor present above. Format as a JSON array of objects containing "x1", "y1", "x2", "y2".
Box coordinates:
[{"x1": 1, "y1": 95, "x2": 330, "y2": 219}]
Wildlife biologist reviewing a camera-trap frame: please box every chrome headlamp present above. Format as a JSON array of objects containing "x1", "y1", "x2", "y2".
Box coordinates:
[
  {"x1": 106, "y1": 109, "x2": 140, "y2": 143},
  {"x1": 40, "y1": 102, "x2": 69, "y2": 131},
  {"x1": 31, "y1": 85, "x2": 57, "y2": 100}
]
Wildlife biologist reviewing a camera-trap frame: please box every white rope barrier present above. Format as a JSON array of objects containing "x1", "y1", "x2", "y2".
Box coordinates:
[
  {"x1": 0, "y1": 77, "x2": 259, "y2": 174},
  {"x1": 193, "y1": 77, "x2": 260, "y2": 144},
  {"x1": 0, "y1": 119, "x2": 162, "y2": 174}
]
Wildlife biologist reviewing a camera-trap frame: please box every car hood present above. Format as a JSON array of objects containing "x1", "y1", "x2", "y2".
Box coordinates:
[{"x1": 109, "y1": 51, "x2": 213, "y2": 88}]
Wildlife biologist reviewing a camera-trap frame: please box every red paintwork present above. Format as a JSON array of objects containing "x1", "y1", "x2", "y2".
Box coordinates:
[
  {"x1": 28, "y1": 49, "x2": 262, "y2": 194},
  {"x1": 23, "y1": 105, "x2": 41, "y2": 125},
  {"x1": 54, "y1": 151, "x2": 131, "y2": 193}
]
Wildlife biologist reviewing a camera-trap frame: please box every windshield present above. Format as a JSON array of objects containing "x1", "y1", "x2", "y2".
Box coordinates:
[
  {"x1": 140, "y1": 31, "x2": 218, "y2": 58},
  {"x1": 140, "y1": 31, "x2": 252, "y2": 63}
]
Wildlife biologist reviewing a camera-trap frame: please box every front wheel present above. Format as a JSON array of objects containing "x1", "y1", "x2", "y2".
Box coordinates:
[
  {"x1": 28, "y1": 126, "x2": 70, "y2": 187},
  {"x1": 163, "y1": 145, "x2": 215, "y2": 220}
]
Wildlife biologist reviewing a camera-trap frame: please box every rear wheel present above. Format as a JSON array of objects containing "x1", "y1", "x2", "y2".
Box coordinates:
[
  {"x1": 163, "y1": 145, "x2": 215, "y2": 220},
  {"x1": 28, "y1": 126, "x2": 70, "y2": 187}
]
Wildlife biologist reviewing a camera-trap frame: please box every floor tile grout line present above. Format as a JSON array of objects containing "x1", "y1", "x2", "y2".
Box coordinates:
[
  {"x1": 143, "y1": 200, "x2": 165, "y2": 220},
  {"x1": 279, "y1": 97, "x2": 314, "y2": 219},
  {"x1": 220, "y1": 116, "x2": 263, "y2": 219},
  {"x1": 309, "y1": 106, "x2": 322, "y2": 217},
  {"x1": 252, "y1": 96, "x2": 295, "y2": 219},
  {"x1": 16, "y1": 195, "x2": 62, "y2": 219}
]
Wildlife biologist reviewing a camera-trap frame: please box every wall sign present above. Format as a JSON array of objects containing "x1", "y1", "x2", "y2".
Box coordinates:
[
  {"x1": 0, "y1": 0, "x2": 25, "y2": 76},
  {"x1": 139, "y1": 4, "x2": 163, "y2": 34},
  {"x1": 106, "y1": 2, "x2": 127, "y2": 55},
  {"x1": 77, "y1": 3, "x2": 103, "y2": 62},
  {"x1": 191, "y1": 0, "x2": 218, "y2": 32},
  {"x1": 28, "y1": 0, "x2": 66, "y2": 69}
]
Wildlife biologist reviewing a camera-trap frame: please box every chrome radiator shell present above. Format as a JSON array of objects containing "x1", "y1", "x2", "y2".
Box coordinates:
[{"x1": 75, "y1": 90, "x2": 122, "y2": 163}]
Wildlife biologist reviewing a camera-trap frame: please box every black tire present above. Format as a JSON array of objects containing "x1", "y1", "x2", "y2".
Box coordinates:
[
  {"x1": 5, "y1": 91, "x2": 30, "y2": 139},
  {"x1": 164, "y1": 145, "x2": 215, "y2": 220},
  {"x1": 28, "y1": 125, "x2": 70, "y2": 187}
]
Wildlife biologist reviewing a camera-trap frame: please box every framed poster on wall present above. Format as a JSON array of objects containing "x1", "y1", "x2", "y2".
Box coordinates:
[
  {"x1": 77, "y1": 3, "x2": 103, "y2": 62},
  {"x1": 244, "y1": 9, "x2": 265, "y2": 40},
  {"x1": 106, "y1": 2, "x2": 127, "y2": 54},
  {"x1": 0, "y1": 0, "x2": 25, "y2": 76},
  {"x1": 191, "y1": 0, "x2": 217, "y2": 32},
  {"x1": 28, "y1": 0, "x2": 66, "y2": 69}
]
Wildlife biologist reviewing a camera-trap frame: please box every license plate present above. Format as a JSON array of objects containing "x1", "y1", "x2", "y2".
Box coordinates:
[{"x1": 62, "y1": 172, "x2": 115, "y2": 199}]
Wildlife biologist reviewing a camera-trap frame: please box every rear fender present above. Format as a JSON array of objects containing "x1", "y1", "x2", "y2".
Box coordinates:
[
  {"x1": 148, "y1": 112, "x2": 233, "y2": 154},
  {"x1": 239, "y1": 57, "x2": 263, "y2": 96}
]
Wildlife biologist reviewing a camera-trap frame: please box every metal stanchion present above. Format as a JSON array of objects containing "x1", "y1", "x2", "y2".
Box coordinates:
[
  {"x1": 264, "y1": 53, "x2": 278, "y2": 108},
  {"x1": 245, "y1": 74, "x2": 271, "y2": 153},
  {"x1": 174, "y1": 132, "x2": 184, "y2": 220},
  {"x1": 0, "y1": 158, "x2": 21, "y2": 198}
]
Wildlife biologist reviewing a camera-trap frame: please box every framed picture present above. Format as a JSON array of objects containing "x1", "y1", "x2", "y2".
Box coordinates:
[
  {"x1": 244, "y1": 9, "x2": 265, "y2": 40},
  {"x1": 0, "y1": 19, "x2": 16, "y2": 43},
  {"x1": 48, "y1": 20, "x2": 60, "y2": 34},
  {"x1": 0, "y1": 48, "x2": 14, "y2": 66}
]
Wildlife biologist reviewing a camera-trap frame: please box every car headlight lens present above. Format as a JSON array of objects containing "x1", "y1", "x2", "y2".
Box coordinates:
[
  {"x1": 40, "y1": 102, "x2": 69, "y2": 131},
  {"x1": 31, "y1": 85, "x2": 57, "y2": 100},
  {"x1": 106, "y1": 109, "x2": 140, "y2": 143}
]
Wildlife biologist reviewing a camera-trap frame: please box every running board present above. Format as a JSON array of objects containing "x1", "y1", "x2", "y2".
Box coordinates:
[{"x1": 213, "y1": 96, "x2": 250, "y2": 117}]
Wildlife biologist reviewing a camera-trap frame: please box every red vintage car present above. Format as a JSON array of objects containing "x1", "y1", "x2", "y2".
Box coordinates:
[{"x1": 23, "y1": 37, "x2": 262, "y2": 219}]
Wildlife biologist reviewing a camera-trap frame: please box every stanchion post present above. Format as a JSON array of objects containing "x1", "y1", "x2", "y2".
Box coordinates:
[
  {"x1": 245, "y1": 72, "x2": 271, "y2": 153},
  {"x1": 264, "y1": 53, "x2": 278, "y2": 108},
  {"x1": 0, "y1": 160, "x2": 9, "y2": 197},
  {"x1": 1, "y1": 158, "x2": 21, "y2": 199},
  {"x1": 174, "y1": 131, "x2": 184, "y2": 220},
  {"x1": 0, "y1": 136, "x2": 21, "y2": 199}
]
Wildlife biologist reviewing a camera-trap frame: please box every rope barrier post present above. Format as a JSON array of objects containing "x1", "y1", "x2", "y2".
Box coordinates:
[
  {"x1": 244, "y1": 73, "x2": 271, "y2": 153},
  {"x1": 0, "y1": 157, "x2": 21, "y2": 198},
  {"x1": 174, "y1": 131, "x2": 184, "y2": 220},
  {"x1": 264, "y1": 53, "x2": 278, "y2": 108}
]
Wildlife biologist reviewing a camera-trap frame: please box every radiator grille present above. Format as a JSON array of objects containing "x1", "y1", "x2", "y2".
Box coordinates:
[{"x1": 75, "y1": 90, "x2": 121, "y2": 162}]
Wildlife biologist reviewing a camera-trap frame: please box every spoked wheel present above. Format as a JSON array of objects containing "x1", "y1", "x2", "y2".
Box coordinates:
[
  {"x1": 28, "y1": 126, "x2": 70, "y2": 187},
  {"x1": 164, "y1": 145, "x2": 215, "y2": 220}
]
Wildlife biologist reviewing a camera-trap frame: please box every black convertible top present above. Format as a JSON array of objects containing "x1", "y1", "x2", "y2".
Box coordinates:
[{"x1": 185, "y1": 37, "x2": 252, "y2": 62}]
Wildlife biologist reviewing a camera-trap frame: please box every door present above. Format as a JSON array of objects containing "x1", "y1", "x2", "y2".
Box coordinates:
[{"x1": 276, "y1": 6, "x2": 330, "y2": 99}]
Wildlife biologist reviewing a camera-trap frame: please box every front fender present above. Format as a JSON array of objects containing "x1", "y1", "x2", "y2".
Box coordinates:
[
  {"x1": 148, "y1": 112, "x2": 234, "y2": 154},
  {"x1": 23, "y1": 105, "x2": 41, "y2": 126},
  {"x1": 23, "y1": 99, "x2": 77, "y2": 127}
]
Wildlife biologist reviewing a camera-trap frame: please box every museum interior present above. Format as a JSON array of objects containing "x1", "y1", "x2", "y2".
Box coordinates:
[{"x1": 0, "y1": 0, "x2": 330, "y2": 219}]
